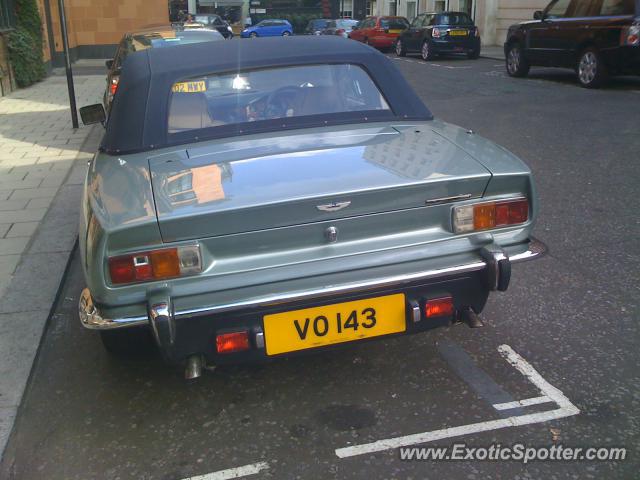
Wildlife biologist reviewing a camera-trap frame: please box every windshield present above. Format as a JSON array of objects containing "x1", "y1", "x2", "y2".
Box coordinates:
[
  {"x1": 380, "y1": 18, "x2": 409, "y2": 29},
  {"x1": 336, "y1": 19, "x2": 358, "y2": 28},
  {"x1": 168, "y1": 64, "x2": 391, "y2": 134},
  {"x1": 438, "y1": 13, "x2": 473, "y2": 25},
  {"x1": 130, "y1": 30, "x2": 223, "y2": 52},
  {"x1": 309, "y1": 19, "x2": 329, "y2": 29},
  {"x1": 194, "y1": 15, "x2": 214, "y2": 24}
]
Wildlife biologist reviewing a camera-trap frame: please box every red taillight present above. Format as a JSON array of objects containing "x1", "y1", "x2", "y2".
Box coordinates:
[
  {"x1": 108, "y1": 245, "x2": 201, "y2": 285},
  {"x1": 108, "y1": 256, "x2": 136, "y2": 284},
  {"x1": 432, "y1": 28, "x2": 442, "y2": 38},
  {"x1": 216, "y1": 331, "x2": 250, "y2": 354},
  {"x1": 453, "y1": 198, "x2": 529, "y2": 234},
  {"x1": 425, "y1": 297, "x2": 455, "y2": 318},
  {"x1": 110, "y1": 77, "x2": 119, "y2": 96},
  {"x1": 336, "y1": 28, "x2": 345, "y2": 35}
]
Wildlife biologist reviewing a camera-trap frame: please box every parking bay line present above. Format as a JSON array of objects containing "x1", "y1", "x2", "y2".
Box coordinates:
[
  {"x1": 493, "y1": 395, "x2": 553, "y2": 411},
  {"x1": 181, "y1": 461, "x2": 269, "y2": 480},
  {"x1": 335, "y1": 344, "x2": 580, "y2": 458}
]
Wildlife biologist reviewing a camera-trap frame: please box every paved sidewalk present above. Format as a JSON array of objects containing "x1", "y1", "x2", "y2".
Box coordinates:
[
  {"x1": 0, "y1": 70, "x2": 104, "y2": 461},
  {"x1": 481, "y1": 45, "x2": 505, "y2": 61}
]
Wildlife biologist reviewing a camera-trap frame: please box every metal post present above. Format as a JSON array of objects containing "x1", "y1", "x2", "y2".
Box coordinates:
[{"x1": 57, "y1": 0, "x2": 78, "y2": 129}]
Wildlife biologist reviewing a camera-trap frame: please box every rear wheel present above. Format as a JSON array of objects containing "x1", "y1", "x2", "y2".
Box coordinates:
[
  {"x1": 282, "y1": 31, "x2": 291, "y2": 36},
  {"x1": 395, "y1": 39, "x2": 406, "y2": 57},
  {"x1": 100, "y1": 327, "x2": 154, "y2": 357},
  {"x1": 467, "y1": 47, "x2": 480, "y2": 60},
  {"x1": 505, "y1": 43, "x2": 530, "y2": 77},
  {"x1": 577, "y1": 47, "x2": 607, "y2": 88},
  {"x1": 421, "y1": 40, "x2": 434, "y2": 61}
]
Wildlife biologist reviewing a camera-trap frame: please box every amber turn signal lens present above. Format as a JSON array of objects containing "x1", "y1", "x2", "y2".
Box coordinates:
[
  {"x1": 216, "y1": 331, "x2": 250, "y2": 354},
  {"x1": 425, "y1": 297, "x2": 455, "y2": 318},
  {"x1": 473, "y1": 203, "x2": 496, "y2": 230},
  {"x1": 149, "y1": 249, "x2": 180, "y2": 278}
]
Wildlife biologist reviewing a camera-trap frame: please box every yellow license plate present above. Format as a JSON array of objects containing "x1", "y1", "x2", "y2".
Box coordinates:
[
  {"x1": 263, "y1": 293, "x2": 406, "y2": 356},
  {"x1": 449, "y1": 30, "x2": 468, "y2": 36},
  {"x1": 172, "y1": 80, "x2": 207, "y2": 93},
  {"x1": 389, "y1": 29, "x2": 402, "y2": 34}
]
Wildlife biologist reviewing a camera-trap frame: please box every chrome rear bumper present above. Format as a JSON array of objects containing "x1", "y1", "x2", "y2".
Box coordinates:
[{"x1": 79, "y1": 238, "x2": 546, "y2": 331}]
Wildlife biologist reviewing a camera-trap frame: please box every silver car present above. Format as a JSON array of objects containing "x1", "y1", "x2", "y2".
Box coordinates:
[{"x1": 78, "y1": 36, "x2": 544, "y2": 378}]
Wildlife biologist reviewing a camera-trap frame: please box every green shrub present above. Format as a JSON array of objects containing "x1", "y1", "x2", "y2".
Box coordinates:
[{"x1": 7, "y1": 0, "x2": 46, "y2": 88}]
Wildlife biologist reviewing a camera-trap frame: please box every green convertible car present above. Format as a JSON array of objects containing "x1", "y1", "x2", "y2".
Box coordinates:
[{"x1": 78, "y1": 36, "x2": 544, "y2": 378}]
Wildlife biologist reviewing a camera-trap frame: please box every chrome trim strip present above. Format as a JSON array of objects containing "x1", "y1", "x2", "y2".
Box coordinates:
[
  {"x1": 425, "y1": 193, "x2": 473, "y2": 205},
  {"x1": 79, "y1": 288, "x2": 147, "y2": 330},
  {"x1": 509, "y1": 238, "x2": 547, "y2": 263},
  {"x1": 175, "y1": 260, "x2": 486, "y2": 319}
]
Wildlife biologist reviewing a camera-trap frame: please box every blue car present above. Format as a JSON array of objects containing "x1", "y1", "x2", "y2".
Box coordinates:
[{"x1": 241, "y1": 19, "x2": 293, "y2": 38}]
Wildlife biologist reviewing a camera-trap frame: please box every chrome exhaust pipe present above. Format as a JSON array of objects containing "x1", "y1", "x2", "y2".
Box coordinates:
[
  {"x1": 185, "y1": 355, "x2": 203, "y2": 380},
  {"x1": 460, "y1": 307, "x2": 484, "y2": 328}
]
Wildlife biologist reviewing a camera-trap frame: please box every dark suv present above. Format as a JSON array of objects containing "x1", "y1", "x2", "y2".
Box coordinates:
[
  {"x1": 395, "y1": 12, "x2": 481, "y2": 60},
  {"x1": 504, "y1": 0, "x2": 640, "y2": 88}
]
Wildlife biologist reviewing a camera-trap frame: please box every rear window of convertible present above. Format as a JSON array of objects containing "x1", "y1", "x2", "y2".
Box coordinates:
[{"x1": 167, "y1": 64, "x2": 391, "y2": 134}]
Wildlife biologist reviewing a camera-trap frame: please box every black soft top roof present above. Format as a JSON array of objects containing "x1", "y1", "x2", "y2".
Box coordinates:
[{"x1": 102, "y1": 36, "x2": 433, "y2": 154}]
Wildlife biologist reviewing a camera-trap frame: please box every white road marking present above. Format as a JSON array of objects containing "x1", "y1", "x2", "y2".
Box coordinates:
[
  {"x1": 493, "y1": 395, "x2": 552, "y2": 411},
  {"x1": 182, "y1": 462, "x2": 269, "y2": 480},
  {"x1": 335, "y1": 344, "x2": 579, "y2": 458}
]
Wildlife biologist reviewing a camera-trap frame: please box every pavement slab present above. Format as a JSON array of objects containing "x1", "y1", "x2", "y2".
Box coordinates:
[{"x1": 0, "y1": 71, "x2": 103, "y2": 462}]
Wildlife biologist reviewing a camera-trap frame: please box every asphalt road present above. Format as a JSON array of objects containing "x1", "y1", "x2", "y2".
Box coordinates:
[{"x1": 2, "y1": 55, "x2": 639, "y2": 480}]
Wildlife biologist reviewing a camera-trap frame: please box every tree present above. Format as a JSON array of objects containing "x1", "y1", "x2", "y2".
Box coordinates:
[{"x1": 7, "y1": 0, "x2": 46, "y2": 87}]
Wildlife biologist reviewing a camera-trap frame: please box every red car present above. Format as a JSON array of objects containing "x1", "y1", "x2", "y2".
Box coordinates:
[{"x1": 349, "y1": 16, "x2": 410, "y2": 50}]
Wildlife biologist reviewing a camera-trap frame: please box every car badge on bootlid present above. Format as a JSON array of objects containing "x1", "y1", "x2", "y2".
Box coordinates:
[{"x1": 316, "y1": 201, "x2": 351, "y2": 212}]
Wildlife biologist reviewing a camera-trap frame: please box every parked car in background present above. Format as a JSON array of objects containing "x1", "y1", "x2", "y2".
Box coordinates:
[
  {"x1": 191, "y1": 14, "x2": 235, "y2": 38},
  {"x1": 241, "y1": 19, "x2": 293, "y2": 37},
  {"x1": 304, "y1": 18, "x2": 330, "y2": 35},
  {"x1": 78, "y1": 36, "x2": 543, "y2": 378},
  {"x1": 396, "y1": 12, "x2": 481, "y2": 60},
  {"x1": 322, "y1": 18, "x2": 359, "y2": 37},
  {"x1": 505, "y1": 0, "x2": 639, "y2": 88},
  {"x1": 103, "y1": 26, "x2": 224, "y2": 113},
  {"x1": 349, "y1": 16, "x2": 410, "y2": 50}
]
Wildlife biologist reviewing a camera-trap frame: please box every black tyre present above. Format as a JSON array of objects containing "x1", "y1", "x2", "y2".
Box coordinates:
[
  {"x1": 505, "y1": 43, "x2": 530, "y2": 77},
  {"x1": 467, "y1": 47, "x2": 480, "y2": 60},
  {"x1": 249, "y1": 32, "x2": 257, "y2": 38},
  {"x1": 282, "y1": 31, "x2": 291, "y2": 36},
  {"x1": 421, "y1": 40, "x2": 435, "y2": 61},
  {"x1": 577, "y1": 47, "x2": 607, "y2": 88},
  {"x1": 395, "y1": 39, "x2": 407, "y2": 57},
  {"x1": 100, "y1": 326, "x2": 154, "y2": 357}
]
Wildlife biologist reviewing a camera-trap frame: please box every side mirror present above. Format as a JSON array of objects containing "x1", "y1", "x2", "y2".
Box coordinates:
[
  {"x1": 105, "y1": 59, "x2": 114, "y2": 69},
  {"x1": 79, "y1": 104, "x2": 106, "y2": 126},
  {"x1": 533, "y1": 10, "x2": 544, "y2": 20}
]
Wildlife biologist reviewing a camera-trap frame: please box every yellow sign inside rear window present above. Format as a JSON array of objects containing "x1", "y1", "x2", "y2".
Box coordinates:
[{"x1": 172, "y1": 80, "x2": 207, "y2": 93}]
